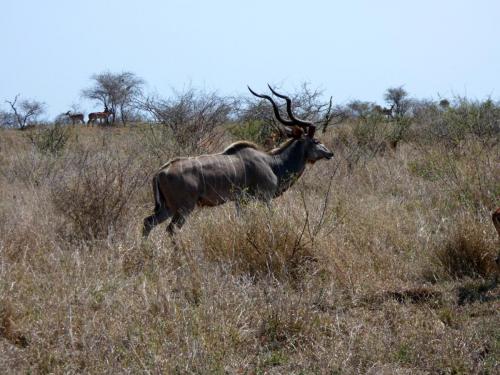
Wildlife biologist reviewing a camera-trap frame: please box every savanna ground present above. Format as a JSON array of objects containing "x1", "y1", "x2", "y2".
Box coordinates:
[{"x1": 0, "y1": 110, "x2": 499, "y2": 373}]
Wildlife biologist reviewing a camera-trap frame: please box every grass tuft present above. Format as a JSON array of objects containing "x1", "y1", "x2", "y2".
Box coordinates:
[{"x1": 432, "y1": 219, "x2": 497, "y2": 280}]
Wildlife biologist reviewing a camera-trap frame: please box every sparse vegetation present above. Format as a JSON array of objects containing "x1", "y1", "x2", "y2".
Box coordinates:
[
  {"x1": 0, "y1": 85, "x2": 499, "y2": 373},
  {"x1": 4, "y1": 94, "x2": 45, "y2": 130},
  {"x1": 25, "y1": 123, "x2": 72, "y2": 155},
  {"x1": 50, "y1": 144, "x2": 149, "y2": 241},
  {"x1": 82, "y1": 71, "x2": 145, "y2": 125},
  {"x1": 140, "y1": 88, "x2": 233, "y2": 154},
  {"x1": 427, "y1": 215, "x2": 498, "y2": 280}
]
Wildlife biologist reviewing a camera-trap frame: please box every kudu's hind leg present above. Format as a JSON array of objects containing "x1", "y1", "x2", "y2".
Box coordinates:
[
  {"x1": 166, "y1": 211, "x2": 190, "y2": 236},
  {"x1": 142, "y1": 208, "x2": 171, "y2": 238}
]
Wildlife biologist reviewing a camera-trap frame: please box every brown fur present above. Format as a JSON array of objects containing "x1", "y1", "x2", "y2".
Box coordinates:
[
  {"x1": 157, "y1": 157, "x2": 188, "y2": 172},
  {"x1": 269, "y1": 139, "x2": 295, "y2": 155},
  {"x1": 142, "y1": 136, "x2": 333, "y2": 237},
  {"x1": 156, "y1": 139, "x2": 293, "y2": 177},
  {"x1": 223, "y1": 139, "x2": 296, "y2": 156},
  {"x1": 65, "y1": 112, "x2": 85, "y2": 125},
  {"x1": 222, "y1": 141, "x2": 260, "y2": 154},
  {"x1": 87, "y1": 109, "x2": 112, "y2": 125}
]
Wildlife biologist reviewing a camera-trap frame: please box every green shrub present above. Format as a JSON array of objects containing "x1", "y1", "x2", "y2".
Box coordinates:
[
  {"x1": 387, "y1": 117, "x2": 412, "y2": 147},
  {"x1": 427, "y1": 98, "x2": 500, "y2": 147},
  {"x1": 229, "y1": 120, "x2": 275, "y2": 146}
]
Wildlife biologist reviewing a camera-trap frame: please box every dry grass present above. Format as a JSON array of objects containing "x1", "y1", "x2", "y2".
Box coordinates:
[
  {"x1": 0, "y1": 124, "x2": 499, "y2": 374},
  {"x1": 431, "y1": 218, "x2": 498, "y2": 280}
]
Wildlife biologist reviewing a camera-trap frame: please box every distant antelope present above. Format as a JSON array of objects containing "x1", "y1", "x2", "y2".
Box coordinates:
[
  {"x1": 143, "y1": 85, "x2": 334, "y2": 237},
  {"x1": 87, "y1": 106, "x2": 112, "y2": 126},
  {"x1": 374, "y1": 104, "x2": 394, "y2": 119},
  {"x1": 64, "y1": 111, "x2": 85, "y2": 125}
]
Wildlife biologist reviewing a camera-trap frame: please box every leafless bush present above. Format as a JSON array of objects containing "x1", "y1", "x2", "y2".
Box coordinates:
[
  {"x1": 4, "y1": 94, "x2": 45, "y2": 130},
  {"x1": 345, "y1": 100, "x2": 376, "y2": 120},
  {"x1": 50, "y1": 148, "x2": 148, "y2": 241},
  {"x1": 1, "y1": 149, "x2": 59, "y2": 186},
  {"x1": 140, "y1": 88, "x2": 233, "y2": 154},
  {"x1": 345, "y1": 115, "x2": 395, "y2": 159},
  {"x1": 0, "y1": 110, "x2": 17, "y2": 128},
  {"x1": 411, "y1": 99, "x2": 440, "y2": 121},
  {"x1": 25, "y1": 124, "x2": 72, "y2": 155},
  {"x1": 285, "y1": 83, "x2": 344, "y2": 133}
]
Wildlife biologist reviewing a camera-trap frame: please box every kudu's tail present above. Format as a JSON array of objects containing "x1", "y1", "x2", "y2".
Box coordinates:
[{"x1": 153, "y1": 175, "x2": 166, "y2": 214}]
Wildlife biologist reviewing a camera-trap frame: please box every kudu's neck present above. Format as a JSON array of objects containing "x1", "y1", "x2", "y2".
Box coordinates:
[{"x1": 269, "y1": 140, "x2": 307, "y2": 196}]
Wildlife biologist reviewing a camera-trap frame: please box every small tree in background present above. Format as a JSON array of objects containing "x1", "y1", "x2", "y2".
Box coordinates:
[
  {"x1": 382, "y1": 86, "x2": 413, "y2": 148},
  {"x1": 0, "y1": 110, "x2": 17, "y2": 128},
  {"x1": 5, "y1": 94, "x2": 45, "y2": 130},
  {"x1": 384, "y1": 86, "x2": 411, "y2": 119},
  {"x1": 346, "y1": 100, "x2": 375, "y2": 120},
  {"x1": 82, "y1": 71, "x2": 144, "y2": 125}
]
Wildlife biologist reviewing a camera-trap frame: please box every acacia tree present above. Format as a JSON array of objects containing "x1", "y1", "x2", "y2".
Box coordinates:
[
  {"x1": 346, "y1": 100, "x2": 375, "y2": 120},
  {"x1": 384, "y1": 86, "x2": 411, "y2": 118},
  {"x1": 5, "y1": 94, "x2": 45, "y2": 129},
  {"x1": 82, "y1": 71, "x2": 144, "y2": 125}
]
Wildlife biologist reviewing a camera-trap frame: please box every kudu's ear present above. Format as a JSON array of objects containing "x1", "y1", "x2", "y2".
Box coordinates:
[{"x1": 288, "y1": 126, "x2": 303, "y2": 139}]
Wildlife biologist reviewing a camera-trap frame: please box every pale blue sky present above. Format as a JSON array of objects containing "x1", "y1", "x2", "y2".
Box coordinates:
[{"x1": 1, "y1": 0, "x2": 499, "y2": 118}]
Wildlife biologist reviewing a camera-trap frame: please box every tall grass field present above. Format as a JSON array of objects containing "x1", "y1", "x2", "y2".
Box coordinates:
[{"x1": 0, "y1": 108, "x2": 499, "y2": 373}]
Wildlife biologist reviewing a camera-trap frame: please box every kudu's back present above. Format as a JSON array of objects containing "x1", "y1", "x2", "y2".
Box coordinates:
[{"x1": 157, "y1": 144, "x2": 277, "y2": 211}]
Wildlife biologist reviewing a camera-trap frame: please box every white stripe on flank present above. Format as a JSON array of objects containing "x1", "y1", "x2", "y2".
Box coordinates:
[
  {"x1": 196, "y1": 158, "x2": 206, "y2": 192},
  {"x1": 227, "y1": 155, "x2": 237, "y2": 183},
  {"x1": 237, "y1": 154, "x2": 246, "y2": 186}
]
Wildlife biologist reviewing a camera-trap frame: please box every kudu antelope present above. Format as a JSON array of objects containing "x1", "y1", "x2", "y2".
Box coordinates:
[
  {"x1": 142, "y1": 85, "x2": 334, "y2": 237},
  {"x1": 87, "y1": 106, "x2": 112, "y2": 126},
  {"x1": 64, "y1": 111, "x2": 85, "y2": 125}
]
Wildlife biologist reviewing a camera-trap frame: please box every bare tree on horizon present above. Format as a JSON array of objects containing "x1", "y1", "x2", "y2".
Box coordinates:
[
  {"x1": 82, "y1": 71, "x2": 144, "y2": 125},
  {"x1": 5, "y1": 94, "x2": 45, "y2": 130}
]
